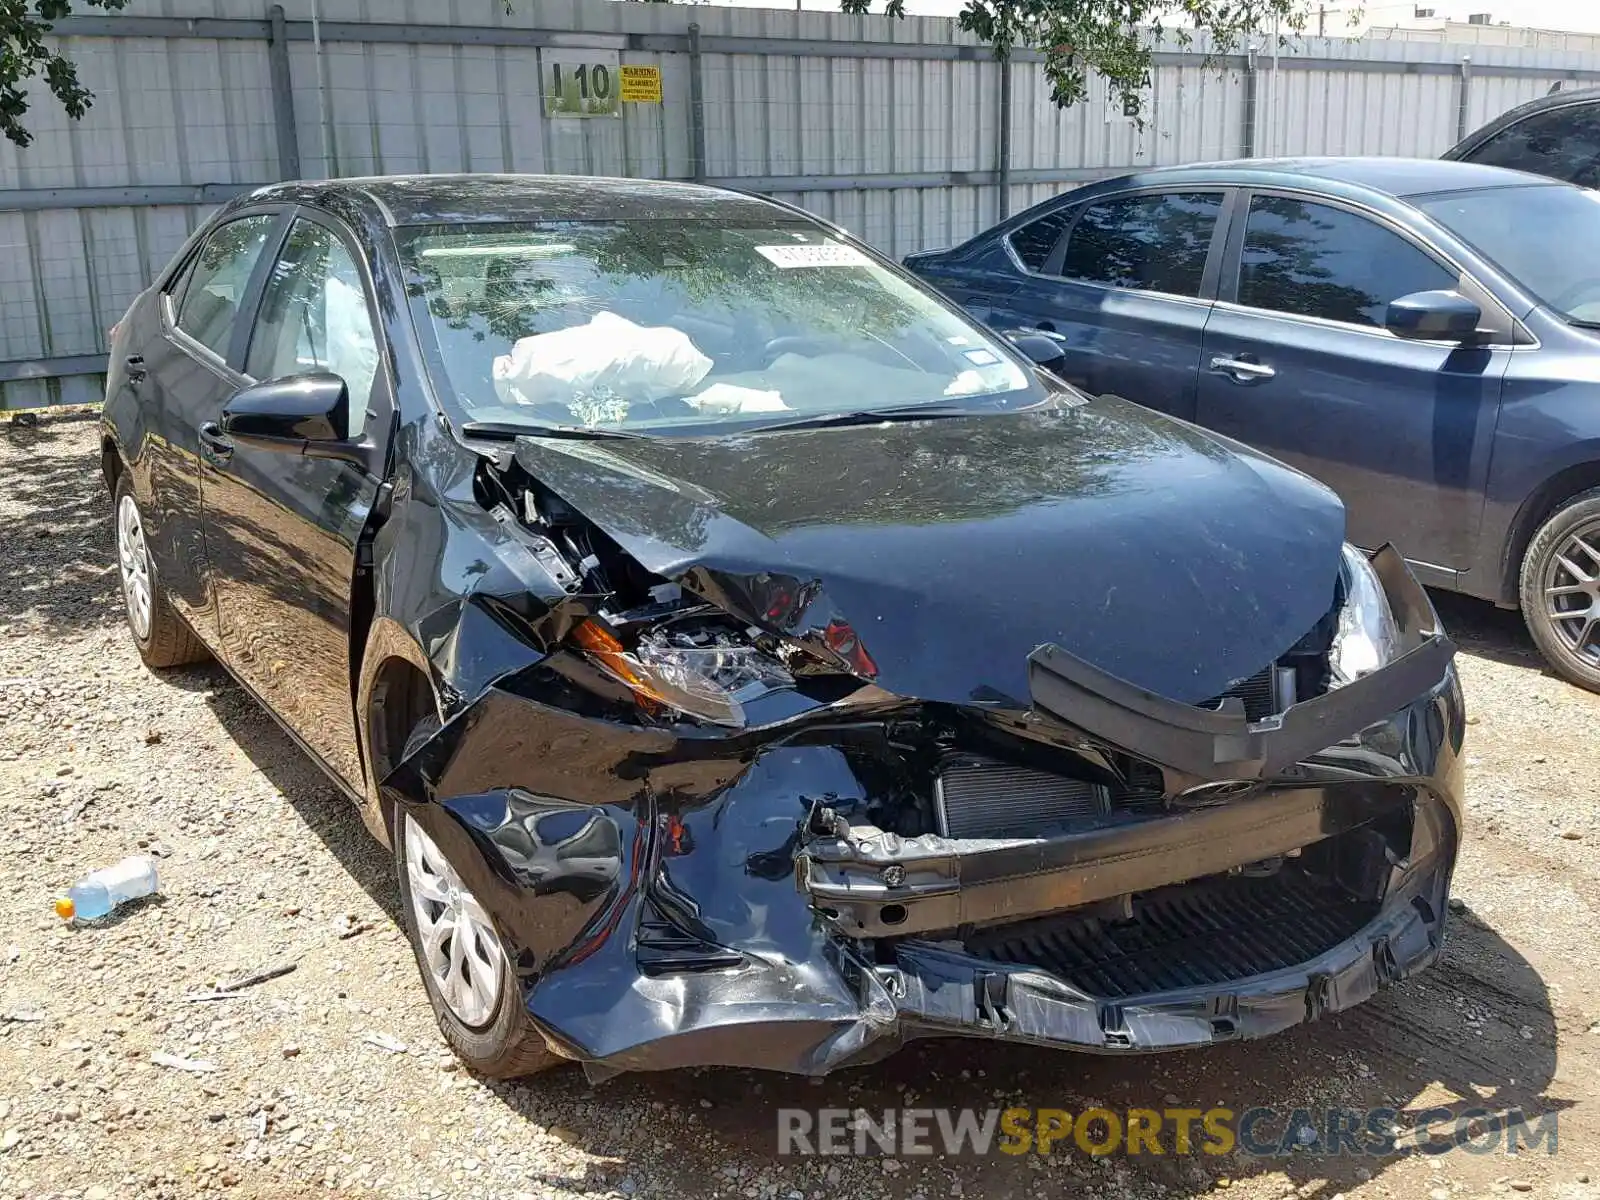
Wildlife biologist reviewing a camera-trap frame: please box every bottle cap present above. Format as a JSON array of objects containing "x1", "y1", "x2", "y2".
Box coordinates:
[{"x1": 54, "y1": 897, "x2": 75, "y2": 920}]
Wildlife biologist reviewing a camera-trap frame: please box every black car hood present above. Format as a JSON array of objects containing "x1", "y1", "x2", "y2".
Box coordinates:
[{"x1": 511, "y1": 396, "x2": 1346, "y2": 707}]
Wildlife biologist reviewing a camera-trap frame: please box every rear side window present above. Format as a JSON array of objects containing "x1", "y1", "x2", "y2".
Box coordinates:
[
  {"x1": 174, "y1": 215, "x2": 277, "y2": 360},
  {"x1": 1236, "y1": 196, "x2": 1455, "y2": 328},
  {"x1": 1007, "y1": 208, "x2": 1073, "y2": 271},
  {"x1": 1056, "y1": 192, "x2": 1223, "y2": 296},
  {"x1": 1463, "y1": 103, "x2": 1600, "y2": 187}
]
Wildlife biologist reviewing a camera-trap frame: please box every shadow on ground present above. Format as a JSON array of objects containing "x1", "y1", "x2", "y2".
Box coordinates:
[
  {"x1": 1429, "y1": 590, "x2": 1544, "y2": 673},
  {"x1": 1, "y1": 422, "x2": 121, "y2": 637},
  {"x1": 200, "y1": 680, "x2": 400, "y2": 927}
]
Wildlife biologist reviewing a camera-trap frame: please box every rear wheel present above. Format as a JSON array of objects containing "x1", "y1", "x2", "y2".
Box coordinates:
[
  {"x1": 394, "y1": 799, "x2": 557, "y2": 1078},
  {"x1": 113, "y1": 475, "x2": 208, "y2": 669},
  {"x1": 1519, "y1": 488, "x2": 1600, "y2": 693}
]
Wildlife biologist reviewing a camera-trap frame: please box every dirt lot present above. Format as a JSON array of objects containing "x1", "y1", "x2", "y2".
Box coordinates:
[{"x1": 2, "y1": 415, "x2": 1599, "y2": 1200}]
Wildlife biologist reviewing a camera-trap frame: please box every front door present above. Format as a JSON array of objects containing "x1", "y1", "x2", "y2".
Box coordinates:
[
  {"x1": 983, "y1": 189, "x2": 1228, "y2": 421},
  {"x1": 200, "y1": 214, "x2": 388, "y2": 792},
  {"x1": 1196, "y1": 193, "x2": 1511, "y2": 578}
]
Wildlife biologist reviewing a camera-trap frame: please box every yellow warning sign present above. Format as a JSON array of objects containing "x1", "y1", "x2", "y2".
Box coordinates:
[{"x1": 620, "y1": 65, "x2": 663, "y2": 104}]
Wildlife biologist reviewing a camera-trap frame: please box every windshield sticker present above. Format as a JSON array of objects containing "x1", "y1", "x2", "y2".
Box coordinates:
[
  {"x1": 755, "y1": 243, "x2": 871, "y2": 269},
  {"x1": 963, "y1": 348, "x2": 1002, "y2": 366}
]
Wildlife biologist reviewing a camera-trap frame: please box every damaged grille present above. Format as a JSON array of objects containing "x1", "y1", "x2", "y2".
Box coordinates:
[{"x1": 962, "y1": 871, "x2": 1380, "y2": 998}]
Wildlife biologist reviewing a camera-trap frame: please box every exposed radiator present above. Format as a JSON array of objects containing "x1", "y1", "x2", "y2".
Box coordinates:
[
  {"x1": 1204, "y1": 664, "x2": 1294, "y2": 722},
  {"x1": 934, "y1": 758, "x2": 1110, "y2": 839}
]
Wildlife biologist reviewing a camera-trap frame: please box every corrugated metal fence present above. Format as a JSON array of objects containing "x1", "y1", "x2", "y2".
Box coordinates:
[{"x1": 3, "y1": 0, "x2": 1598, "y2": 408}]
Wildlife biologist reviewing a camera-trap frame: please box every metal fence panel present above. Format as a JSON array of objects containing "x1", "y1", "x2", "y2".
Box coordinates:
[{"x1": 4, "y1": 0, "x2": 1600, "y2": 407}]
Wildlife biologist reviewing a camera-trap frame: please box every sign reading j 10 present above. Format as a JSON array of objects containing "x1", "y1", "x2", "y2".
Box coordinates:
[{"x1": 544, "y1": 50, "x2": 622, "y2": 119}]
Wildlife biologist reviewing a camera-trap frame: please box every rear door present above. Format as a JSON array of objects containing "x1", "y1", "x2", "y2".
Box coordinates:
[
  {"x1": 979, "y1": 189, "x2": 1229, "y2": 421},
  {"x1": 139, "y1": 211, "x2": 285, "y2": 641},
  {"x1": 1196, "y1": 191, "x2": 1514, "y2": 580},
  {"x1": 200, "y1": 212, "x2": 389, "y2": 792}
]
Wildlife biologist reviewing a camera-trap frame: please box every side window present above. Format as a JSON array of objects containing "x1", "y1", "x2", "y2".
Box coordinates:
[
  {"x1": 1464, "y1": 104, "x2": 1600, "y2": 187},
  {"x1": 1056, "y1": 192, "x2": 1223, "y2": 296},
  {"x1": 173, "y1": 215, "x2": 278, "y2": 360},
  {"x1": 1237, "y1": 196, "x2": 1456, "y2": 328},
  {"x1": 245, "y1": 219, "x2": 380, "y2": 437},
  {"x1": 1007, "y1": 208, "x2": 1073, "y2": 272}
]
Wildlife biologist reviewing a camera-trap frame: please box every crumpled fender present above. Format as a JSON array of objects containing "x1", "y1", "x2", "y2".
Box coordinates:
[{"x1": 383, "y1": 684, "x2": 910, "y2": 1076}]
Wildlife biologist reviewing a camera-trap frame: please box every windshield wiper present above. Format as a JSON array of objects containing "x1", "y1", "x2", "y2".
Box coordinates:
[
  {"x1": 749, "y1": 403, "x2": 974, "y2": 434},
  {"x1": 460, "y1": 420, "x2": 645, "y2": 442}
]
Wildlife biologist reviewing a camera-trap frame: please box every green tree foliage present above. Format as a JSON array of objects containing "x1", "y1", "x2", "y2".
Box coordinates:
[
  {"x1": 2, "y1": 0, "x2": 130, "y2": 148},
  {"x1": 839, "y1": 0, "x2": 1309, "y2": 121}
]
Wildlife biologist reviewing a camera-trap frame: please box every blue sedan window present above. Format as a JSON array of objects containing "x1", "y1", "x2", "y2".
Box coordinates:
[
  {"x1": 1237, "y1": 197, "x2": 1455, "y2": 328},
  {"x1": 1007, "y1": 209, "x2": 1073, "y2": 271},
  {"x1": 1056, "y1": 192, "x2": 1222, "y2": 296}
]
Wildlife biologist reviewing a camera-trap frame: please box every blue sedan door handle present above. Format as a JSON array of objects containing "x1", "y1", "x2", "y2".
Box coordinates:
[
  {"x1": 1209, "y1": 355, "x2": 1276, "y2": 384},
  {"x1": 198, "y1": 421, "x2": 234, "y2": 465}
]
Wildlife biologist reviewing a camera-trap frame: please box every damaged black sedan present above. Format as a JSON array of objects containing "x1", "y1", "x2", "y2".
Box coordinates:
[{"x1": 100, "y1": 175, "x2": 1464, "y2": 1080}]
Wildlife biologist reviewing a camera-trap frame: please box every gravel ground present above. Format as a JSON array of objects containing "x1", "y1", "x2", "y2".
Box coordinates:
[{"x1": 2, "y1": 415, "x2": 1599, "y2": 1200}]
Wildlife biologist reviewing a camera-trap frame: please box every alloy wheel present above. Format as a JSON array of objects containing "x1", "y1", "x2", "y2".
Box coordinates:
[
  {"x1": 404, "y1": 813, "x2": 505, "y2": 1028},
  {"x1": 1542, "y1": 521, "x2": 1600, "y2": 667},
  {"x1": 116, "y1": 493, "x2": 153, "y2": 641}
]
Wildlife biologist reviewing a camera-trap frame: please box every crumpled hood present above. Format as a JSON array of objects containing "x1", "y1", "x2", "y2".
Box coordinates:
[{"x1": 512, "y1": 395, "x2": 1346, "y2": 706}]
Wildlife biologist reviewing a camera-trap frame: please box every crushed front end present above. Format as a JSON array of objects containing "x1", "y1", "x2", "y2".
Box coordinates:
[{"x1": 385, "y1": 441, "x2": 1464, "y2": 1077}]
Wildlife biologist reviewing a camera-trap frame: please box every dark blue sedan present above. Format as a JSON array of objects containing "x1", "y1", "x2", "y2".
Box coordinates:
[{"x1": 906, "y1": 158, "x2": 1600, "y2": 692}]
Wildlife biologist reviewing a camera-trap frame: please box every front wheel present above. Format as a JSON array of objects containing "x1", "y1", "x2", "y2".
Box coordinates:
[
  {"x1": 394, "y1": 807, "x2": 557, "y2": 1078},
  {"x1": 1519, "y1": 487, "x2": 1600, "y2": 693},
  {"x1": 113, "y1": 474, "x2": 208, "y2": 669}
]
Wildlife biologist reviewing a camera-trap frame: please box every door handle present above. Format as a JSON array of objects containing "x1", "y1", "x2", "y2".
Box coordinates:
[
  {"x1": 198, "y1": 421, "x2": 234, "y2": 464},
  {"x1": 124, "y1": 354, "x2": 147, "y2": 382},
  {"x1": 1209, "y1": 355, "x2": 1276, "y2": 383}
]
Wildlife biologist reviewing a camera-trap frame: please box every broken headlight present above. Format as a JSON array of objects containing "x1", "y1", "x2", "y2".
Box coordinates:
[
  {"x1": 1329, "y1": 543, "x2": 1399, "y2": 686},
  {"x1": 572, "y1": 619, "x2": 794, "y2": 727}
]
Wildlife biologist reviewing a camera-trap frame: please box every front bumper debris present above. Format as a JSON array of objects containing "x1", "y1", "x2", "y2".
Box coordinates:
[{"x1": 383, "y1": 547, "x2": 1464, "y2": 1079}]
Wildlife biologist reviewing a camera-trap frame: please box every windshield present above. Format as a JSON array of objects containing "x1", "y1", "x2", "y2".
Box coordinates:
[
  {"x1": 1416, "y1": 184, "x2": 1600, "y2": 325},
  {"x1": 394, "y1": 219, "x2": 1036, "y2": 435}
]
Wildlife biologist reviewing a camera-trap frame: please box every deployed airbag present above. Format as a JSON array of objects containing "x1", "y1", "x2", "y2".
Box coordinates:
[{"x1": 493, "y1": 312, "x2": 713, "y2": 410}]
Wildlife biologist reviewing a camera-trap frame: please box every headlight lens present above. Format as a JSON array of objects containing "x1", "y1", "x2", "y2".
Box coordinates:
[
  {"x1": 573, "y1": 619, "x2": 793, "y2": 726},
  {"x1": 1329, "y1": 543, "x2": 1400, "y2": 686}
]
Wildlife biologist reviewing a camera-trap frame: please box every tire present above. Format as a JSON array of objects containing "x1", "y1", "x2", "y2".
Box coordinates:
[
  {"x1": 393, "y1": 796, "x2": 557, "y2": 1079},
  {"x1": 113, "y1": 474, "x2": 209, "y2": 669},
  {"x1": 1519, "y1": 487, "x2": 1600, "y2": 693}
]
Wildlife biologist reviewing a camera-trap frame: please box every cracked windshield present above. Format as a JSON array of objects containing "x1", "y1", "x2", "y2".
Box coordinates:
[{"x1": 395, "y1": 220, "x2": 1033, "y2": 433}]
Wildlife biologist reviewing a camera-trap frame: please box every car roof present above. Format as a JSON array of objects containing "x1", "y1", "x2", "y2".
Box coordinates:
[
  {"x1": 1092, "y1": 156, "x2": 1558, "y2": 200},
  {"x1": 241, "y1": 173, "x2": 789, "y2": 227}
]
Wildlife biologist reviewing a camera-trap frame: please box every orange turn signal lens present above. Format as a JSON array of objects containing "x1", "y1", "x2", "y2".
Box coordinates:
[{"x1": 571, "y1": 620, "x2": 668, "y2": 707}]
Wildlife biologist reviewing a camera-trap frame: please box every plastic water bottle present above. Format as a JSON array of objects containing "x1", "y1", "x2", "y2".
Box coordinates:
[{"x1": 54, "y1": 856, "x2": 160, "y2": 922}]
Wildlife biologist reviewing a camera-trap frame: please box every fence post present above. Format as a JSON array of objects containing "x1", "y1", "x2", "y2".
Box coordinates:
[
  {"x1": 1242, "y1": 45, "x2": 1258, "y2": 158},
  {"x1": 997, "y1": 49, "x2": 1012, "y2": 220},
  {"x1": 1455, "y1": 56, "x2": 1472, "y2": 143},
  {"x1": 688, "y1": 22, "x2": 708, "y2": 182},
  {"x1": 267, "y1": 5, "x2": 301, "y2": 180}
]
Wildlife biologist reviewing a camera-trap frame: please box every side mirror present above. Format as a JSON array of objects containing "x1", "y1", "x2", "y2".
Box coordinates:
[
  {"x1": 1384, "y1": 290, "x2": 1482, "y2": 342},
  {"x1": 1003, "y1": 329, "x2": 1068, "y2": 374},
  {"x1": 222, "y1": 372, "x2": 351, "y2": 452}
]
